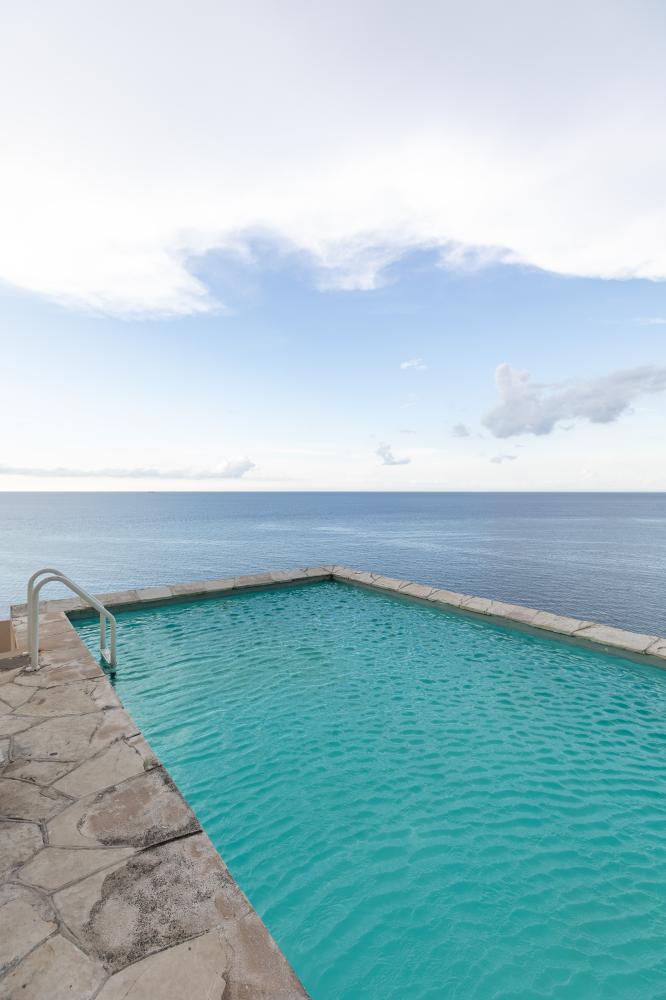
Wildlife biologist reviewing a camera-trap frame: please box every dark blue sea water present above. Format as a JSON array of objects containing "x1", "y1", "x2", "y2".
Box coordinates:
[{"x1": 1, "y1": 492, "x2": 665, "y2": 634}]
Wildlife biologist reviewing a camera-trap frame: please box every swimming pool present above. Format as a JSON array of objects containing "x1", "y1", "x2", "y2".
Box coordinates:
[{"x1": 75, "y1": 580, "x2": 666, "y2": 999}]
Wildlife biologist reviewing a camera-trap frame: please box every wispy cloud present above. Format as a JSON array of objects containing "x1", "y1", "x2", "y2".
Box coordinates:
[
  {"x1": 634, "y1": 317, "x2": 666, "y2": 326},
  {"x1": 0, "y1": 459, "x2": 256, "y2": 480},
  {"x1": 452, "y1": 423, "x2": 470, "y2": 438},
  {"x1": 376, "y1": 443, "x2": 411, "y2": 466},
  {"x1": 483, "y1": 363, "x2": 666, "y2": 438},
  {"x1": 490, "y1": 453, "x2": 517, "y2": 464},
  {"x1": 400, "y1": 358, "x2": 427, "y2": 371}
]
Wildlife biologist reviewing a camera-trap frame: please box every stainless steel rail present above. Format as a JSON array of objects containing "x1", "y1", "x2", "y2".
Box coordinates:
[{"x1": 27, "y1": 568, "x2": 117, "y2": 672}]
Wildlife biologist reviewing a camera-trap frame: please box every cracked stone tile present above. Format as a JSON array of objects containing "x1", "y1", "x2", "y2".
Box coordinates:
[
  {"x1": 52, "y1": 738, "x2": 157, "y2": 799},
  {"x1": 398, "y1": 582, "x2": 436, "y2": 600},
  {"x1": 330, "y1": 565, "x2": 357, "y2": 579},
  {"x1": 1, "y1": 760, "x2": 75, "y2": 786},
  {"x1": 134, "y1": 586, "x2": 174, "y2": 602},
  {"x1": 0, "y1": 934, "x2": 104, "y2": 999},
  {"x1": 460, "y1": 595, "x2": 493, "y2": 614},
  {"x1": 18, "y1": 845, "x2": 136, "y2": 891},
  {"x1": 0, "y1": 667, "x2": 24, "y2": 686},
  {"x1": 0, "y1": 820, "x2": 44, "y2": 880},
  {"x1": 572, "y1": 623, "x2": 658, "y2": 653},
  {"x1": 90, "y1": 681, "x2": 123, "y2": 711},
  {"x1": 93, "y1": 590, "x2": 140, "y2": 608},
  {"x1": 35, "y1": 631, "x2": 87, "y2": 653},
  {"x1": 95, "y1": 929, "x2": 231, "y2": 1000},
  {"x1": 42, "y1": 598, "x2": 87, "y2": 614},
  {"x1": 531, "y1": 610, "x2": 591, "y2": 636},
  {"x1": 647, "y1": 638, "x2": 666, "y2": 660},
  {"x1": 0, "y1": 884, "x2": 57, "y2": 975},
  {"x1": 488, "y1": 600, "x2": 539, "y2": 625},
  {"x1": 0, "y1": 739, "x2": 9, "y2": 766},
  {"x1": 47, "y1": 767, "x2": 199, "y2": 849},
  {"x1": 370, "y1": 575, "x2": 406, "y2": 592},
  {"x1": 223, "y1": 909, "x2": 310, "y2": 1000},
  {"x1": 426, "y1": 589, "x2": 468, "y2": 608},
  {"x1": 126, "y1": 733, "x2": 159, "y2": 769},
  {"x1": 267, "y1": 569, "x2": 307, "y2": 584},
  {"x1": 36, "y1": 618, "x2": 77, "y2": 639},
  {"x1": 0, "y1": 715, "x2": 41, "y2": 737},
  {"x1": 170, "y1": 578, "x2": 232, "y2": 597},
  {"x1": 12, "y1": 681, "x2": 112, "y2": 718},
  {"x1": 15, "y1": 658, "x2": 104, "y2": 688},
  {"x1": 12, "y1": 709, "x2": 136, "y2": 762},
  {"x1": 54, "y1": 833, "x2": 250, "y2": 973},
  {"x1": 0, "y1": 778, "x2": 71, "y2": 822},
  {"x1": 347, "y1": 571, "x2": 377, "y2": 586},
  {"x1": 234, "y1": 573, "x2": 274, "y2": 589},
  {"x1": 0, "y1": 683, "x2": 34, "y2": 709}
]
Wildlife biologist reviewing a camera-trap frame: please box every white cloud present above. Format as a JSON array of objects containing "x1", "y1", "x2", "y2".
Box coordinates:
[
  {"x1": 635, "y1": 317, "x2": 666, "y2": 325},
  {"x1": 452, "y1": 423, "x2": 470, "y2": 437},
  {"x1": 376, "y1": 443, "x2": 411, "y2": 466},
  {"x1": 1, "y1": 2, "x2": 666, "y2": 315},
  {"x1": 0, "y1": 459, "x2": 255, "y2": 480},
  {"x1": 490, "y1": 453, "x2": 517, "y2": 464},
  {"x1": 400, "y1": 358, "x2": 427, "y2": 371},
  {"x1": 483, "y1": 363, "x2": 666, "y2": 438}
]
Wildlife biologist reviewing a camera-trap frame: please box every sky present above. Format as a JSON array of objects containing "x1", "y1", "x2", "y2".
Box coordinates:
[{"x1": 1, "y1": 0, "x2": 665, "y2": 491}]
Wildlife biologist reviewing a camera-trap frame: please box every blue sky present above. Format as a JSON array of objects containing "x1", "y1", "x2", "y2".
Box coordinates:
[{"x1": 1, "y1": 1, "x2": 665, "y2": 490}]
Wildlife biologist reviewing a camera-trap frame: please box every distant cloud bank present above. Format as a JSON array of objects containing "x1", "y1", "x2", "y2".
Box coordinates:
[
  {"x1": 483, "y1": 363, "x2": 666, "y2": 438},
  {"x1": 376, "y1": 443, "x2": 410, "y2": 466},
  {"x1": 0, "y1": 459, "x2": 256, "y2": 480},
  {"x1": 400, "y1": 358, "x2": 427, "y2": 371}
]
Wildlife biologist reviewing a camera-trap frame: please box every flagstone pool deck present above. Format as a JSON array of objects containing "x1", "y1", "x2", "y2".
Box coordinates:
[{"x1": 1, "y1": 565, "x2": 665, "y2": 999}]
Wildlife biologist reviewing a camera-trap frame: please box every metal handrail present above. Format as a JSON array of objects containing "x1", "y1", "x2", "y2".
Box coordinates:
[{"x1": 27, "y1": 568, "x2": 117, "y2": 672}]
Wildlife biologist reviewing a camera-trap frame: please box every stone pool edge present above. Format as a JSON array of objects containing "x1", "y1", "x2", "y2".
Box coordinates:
[
  {"x1": 16, "y1": 563, "x2": 665, "y2": 666},
  {"x1": 3, "y1": 564, "x2": 665, "y2": 997}
]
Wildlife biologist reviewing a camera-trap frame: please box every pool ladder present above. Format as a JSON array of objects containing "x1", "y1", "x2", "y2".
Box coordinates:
[{"x1": 27, "y1": 568, "x2": 117, "y2": 672}]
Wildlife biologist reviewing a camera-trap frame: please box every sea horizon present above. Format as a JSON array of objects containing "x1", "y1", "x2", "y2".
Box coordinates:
[{"x1": 2, "y1": 490, "x2": 665, "y2": 635}]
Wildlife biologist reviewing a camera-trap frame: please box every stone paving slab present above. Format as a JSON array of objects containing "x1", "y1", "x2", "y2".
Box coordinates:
[
  {"x1": 0, "y1": 934, "x2": 105, "y2": 1000},
  {"x1": 53, "y1": 833, "x2": 251, "y2": 973},
  {"x1": 18, "y1": 846, "x2": 138, "y2": 892},
  {"x1": 47, "y1": 768, "x2": 200, "y2": 849},
  {"x1": 0, "y1": 778, "x2": 71, "y2": 823},
  {"x1": 94, "y1": 929, "x2": 230, "y2": 1000},
  {"x1": 0, "y1": 820, "x2": 44, "y2": 880},
  {"x1": 12, "y1": 709, "x2": 137, "y2": 762},
  {"x1": 0, "y1": 884, "x2": 58, "y2": 976}
]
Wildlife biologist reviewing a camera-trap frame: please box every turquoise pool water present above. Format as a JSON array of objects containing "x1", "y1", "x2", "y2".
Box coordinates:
[{"x1": 75, "y1": 582, "x2": 666, "y2": 999}]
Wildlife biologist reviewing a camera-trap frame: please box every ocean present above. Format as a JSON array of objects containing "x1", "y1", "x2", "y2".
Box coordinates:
[{"x1": 1, "y1": 491, "x2": 665, "y2": 634}]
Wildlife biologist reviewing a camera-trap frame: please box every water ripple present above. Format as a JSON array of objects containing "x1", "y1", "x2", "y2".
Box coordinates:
[{"x1": 77, "y1": 581, "x2": 666, "y2": 1000}]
